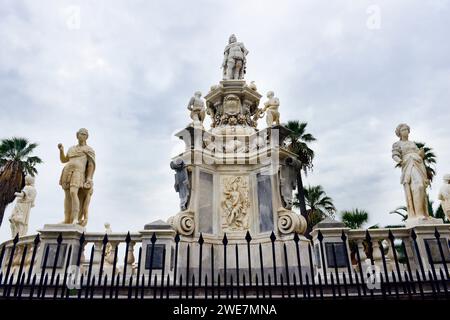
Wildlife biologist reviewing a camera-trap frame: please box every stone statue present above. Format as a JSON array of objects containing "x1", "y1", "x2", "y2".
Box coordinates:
[
  {"x1": 58, "y1": 128, "x2": 96, "y2": 226},
  {"x1": 392, "y1": 124, "x2": 431, "y2": 225},
  {"x1": 279, "y1": 157, "x2": 301, "y2": 209},
  {"x1": 104, "y1": 222, "x2": 114, "y2": 264},
  {"x1": 187, "y1": 91, "x2": 206, "y2": 127},
  {"x1": 438, "y1": 174, "x2": 450, "y2": 221},
  {"x1": 9, "y1": 175, "x2": 37, "y2": 237},
  {"x1": 221, "y1": 176, "x2": 250, "y2": 230},
  {"x1": 222, "y1": 34, "x2": 248, "y2": 80},
  {"x1": 263, "y1": 91, "x2": 280, "y2": 126},
  {"x1": 170, "y1": 158, "x2": 190, "y2": 211}
]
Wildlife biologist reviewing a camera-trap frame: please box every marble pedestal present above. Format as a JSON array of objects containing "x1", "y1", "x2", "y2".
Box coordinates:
[
  {"x1": 35, "y1": 224, "x2": 85, "y2": 281},
  {"x1": 310, "y1": 219, "x2": 352, "y2": 282},
  {"x1": 410, "y1": 224, "x2": 450, "y2": 276}
]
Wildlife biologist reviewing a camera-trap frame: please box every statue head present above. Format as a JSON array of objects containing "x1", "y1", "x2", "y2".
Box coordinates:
[
  {"x1": 76, "y1": 128, "x2": 89, "y2": 143},
  {"x1": 194, "y1": 91, "x2": 202, "y2": 98},
  {"x1": 395, "y1": 123, "x2": 410, "y2": 139},
  {"x1": 24, "y1": 175, "x2": 35, "y2": 186},
  {"x1": 267, "y1": 91, "x2": 274, "y2": 98},
  {"x1": 443, "y1": 174, "x2": 450, "y2": 183},
  {"x1": 228, "y1": 34, "x2": 237, "y2": 44}
]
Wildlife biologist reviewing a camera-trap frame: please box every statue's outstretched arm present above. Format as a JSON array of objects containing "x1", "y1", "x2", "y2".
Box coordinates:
[{"x1": 59, "y1": 148, "x2": 69, "y2": 163}]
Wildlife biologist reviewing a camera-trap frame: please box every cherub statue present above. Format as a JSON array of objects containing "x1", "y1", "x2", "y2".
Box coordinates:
[
  {"x1": 222, "y1": 34, "x2": 249, "y2": 80},
  {"x1": 187, "y1": 91, "x2": 206, "y2": 127},
  {"x1": 58, "y1": 128, "x2": 95, "y2": 227},
  {"x1": 263, "y1": 91, "x2": 280, "y2": 126},
  {"x1": 9, "y1": 175, "x2": 37, "y2": 237},
  {"x1": 438, "y1": 174, "x2": 450, "y2": 221}
]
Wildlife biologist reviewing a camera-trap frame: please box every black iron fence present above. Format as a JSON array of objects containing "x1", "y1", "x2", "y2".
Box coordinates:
[{"x1": 0, "y1": 228, "x2": 449, "y2": 300}]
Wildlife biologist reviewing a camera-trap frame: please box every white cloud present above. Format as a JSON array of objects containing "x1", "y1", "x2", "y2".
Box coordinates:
[{"x1": 1, "y1": 0, "x2": 450, "y2": 241}]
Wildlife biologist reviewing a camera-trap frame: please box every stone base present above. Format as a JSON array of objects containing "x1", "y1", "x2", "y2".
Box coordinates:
[
  {"x1": 405, "y1": 217, "x2": 443, "y2": 228},
  {"x1": 40, "y1": 223, "x2": 86, "y2": 233}
]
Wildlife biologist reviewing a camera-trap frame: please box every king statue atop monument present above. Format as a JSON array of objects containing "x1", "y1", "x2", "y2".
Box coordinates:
[{"x1": 222, "y1": 34, "x2": 249, "y2": 80}]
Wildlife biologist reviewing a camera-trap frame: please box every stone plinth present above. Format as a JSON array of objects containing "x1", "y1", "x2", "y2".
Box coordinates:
[
  {"x1": 310, "y1": 218, "x2": 352, "y2": 280},
  {"x1": 140, "y1": 220, "x2": 176, "y2": 283},
  {"x1": 410, "y1": 224, "x2": 450, "y2": 274},
  {"x1": 35, "y1": 224, "x2": 86, "y2": 280}
]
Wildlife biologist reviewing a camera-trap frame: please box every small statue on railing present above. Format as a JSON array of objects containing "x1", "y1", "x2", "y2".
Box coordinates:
[
  {"x1": 263, "y1": 91, "x2": 280, "y2": 127},
  {"x1": 187, "y1": 91, "x2": 206, "y2": 128},
  {"x1": 438, "y1": 174, "x2": 450, "y2": 221},
  {"x1": 58, "y1": 128, "x2": 96, "y2": 227},
  {"x1": 104, "y1": 222, "x2": 114, "y2": 264},
  {"x1": 9, "y1": 175, "x2": 37, "y2": 237}
]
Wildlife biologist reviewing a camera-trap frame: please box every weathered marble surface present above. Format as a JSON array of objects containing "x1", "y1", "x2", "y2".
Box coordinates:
[
  {"x1": 263, "y1": 91, "x2": 280, "y2": 127},
  {"x1": 257, "y1": 173, "x2": 273, "y2": 232},
  {"x1": 58, "y1": 128, "x2": 95, "y2": 227},
  {"x1": 438, "y1": 174, "x2": 450, "y2": 221},
  {"x1": 222, "y1": 34, "x2": 248, "y2": 80},
  {"x1": 187, "y1": 91, "x2": 206, "y2": 128},
  {"x1": 170, "y1": 158, "x2": 190, "y2": 211},
  {"x1": 9, "y1": 175, "x2": 36, "y2": 237},
  {"x1": 391, "y1": 124, "x2": 440, "y2": 226}
]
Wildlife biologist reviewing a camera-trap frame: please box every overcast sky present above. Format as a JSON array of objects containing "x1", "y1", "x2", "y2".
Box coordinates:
[{"x1": 1, "y1": 0, "x2": 449, "y2": 242}]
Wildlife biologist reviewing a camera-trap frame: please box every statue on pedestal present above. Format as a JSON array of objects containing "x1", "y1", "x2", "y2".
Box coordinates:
[
  {"x1": 263, "y1": 91, "x2": 280, "y2": 126},
  {"x1": 58, "y1": 128, "x2": 96, "y2": 226},
  {"x1": 187, "y1": 91, "x2": 206, "y2": 127},
  {"x1": 222, "y1": 34, "x2": 248, "y2": 80},
  {"x1": 9, "y1": 175, "x2": 36, "y2": 237},
  {"x1": 391, "y1": 124, "x2": 431, "y2": 225},
  {"x1": 438, "y1": 174, "x2": 450, "y2": 221},
  {"x1": 170, "y1": 158, "x2": 190, "y2": 211}
]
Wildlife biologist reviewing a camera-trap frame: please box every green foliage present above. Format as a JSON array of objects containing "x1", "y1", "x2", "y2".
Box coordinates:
[
  {"x1": 294, "y1": 185, "x2": 335, "y2": 227},
  {"x1": 341, "y1": 209, "x2": 369, "y2": 229}
]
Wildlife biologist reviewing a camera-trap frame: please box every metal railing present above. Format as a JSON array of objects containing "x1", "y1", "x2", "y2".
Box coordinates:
[{"x1": 0, "y1": 227, "x2": 449, "y2": 300}]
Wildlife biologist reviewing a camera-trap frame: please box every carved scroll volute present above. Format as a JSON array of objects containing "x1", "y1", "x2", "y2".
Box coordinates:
[
  {"x1": 277, "y1": 207, "x2": 307, "y2": 235},
  {"x1": 167, "y1": 211, "x2": 195, "y2": 236}
]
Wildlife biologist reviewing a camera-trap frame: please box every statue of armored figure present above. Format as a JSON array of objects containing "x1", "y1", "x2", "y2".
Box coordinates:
[
  {"x1": 391, "y1": 124, "x2": 439, "y2": 226},
  {"x1": 438, "y1": 174, "x2": 450, "y2": 221},
  {"x1": 222, "y1": 34, "x2": 249, "y2": 80},
  {"x1": 187, "y1": 91, "x2": 206, "y2": 127},
  {"x1": 263, "y1": 91, "x2": 280, "y2": 127},
  {"x1": 170, "y1": 158, "x2": 190, "y2": 211},
  {"x1": 9, "y1": 175, "x2": 37, "y2": 237},
  {"x1": 58, "y1": 128, "x2": 96, "y2": 227}
]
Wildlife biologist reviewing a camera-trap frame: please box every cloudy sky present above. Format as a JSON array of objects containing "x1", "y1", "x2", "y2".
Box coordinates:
[{"x1": 1, "y1": 0, "x2": 449, "y2": 242}]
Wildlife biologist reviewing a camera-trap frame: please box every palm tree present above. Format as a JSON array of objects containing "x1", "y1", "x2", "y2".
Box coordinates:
[
  {"x1": 0, "y1": 137, "x2": 42, "y2": 226},
  {"x1": 294, "y1": 185, "x2": 335, "y2": 229},
  {"x1": 389, "y1": 206, "x2": 408, "y2": 222},
  {"x1": 284, "y1": 121, "x2": 316, "y2": 221},
  {"x1": 341, "y1": 209, "x2": 369, "y2": 229}
]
